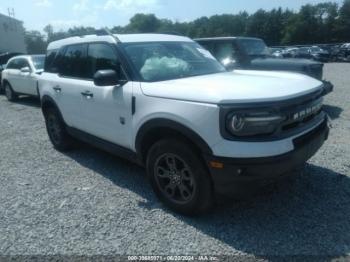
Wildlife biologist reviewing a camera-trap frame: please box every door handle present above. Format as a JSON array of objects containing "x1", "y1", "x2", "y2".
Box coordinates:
[
  {"x1": 52, "y1": 85, "x2": 61, "y2": 93},
  {"x1": 81, "y1": 90, "x2": 93, "y2": 99}
]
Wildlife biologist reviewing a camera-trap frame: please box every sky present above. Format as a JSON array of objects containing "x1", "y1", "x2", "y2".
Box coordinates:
[{"x1": 0, "y1": 0, "x2": 345, "y2": 32}]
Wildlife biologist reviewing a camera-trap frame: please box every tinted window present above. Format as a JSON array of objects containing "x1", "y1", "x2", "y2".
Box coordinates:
[
  {"x1": 213, "y1": 42, "x2": 238, "y2": 66},
  {"x1": 17, "y1": 59, "x2": 30, "y2": 69},
  {"x1": 237, "y1": 39, "x2": 270, "y2": 56},
  {"x1": 59, "y1": 44, "x2": 89, "y2": 78},
  {"x1": 87, "y1": 43, "x2": 125, "y2": 80},
  {"x1": 6, "y1": 59, "x2": 19, "y2": 69},
  {"x1": 44, "y1": 50, "x2": 58, "y2": 72}
]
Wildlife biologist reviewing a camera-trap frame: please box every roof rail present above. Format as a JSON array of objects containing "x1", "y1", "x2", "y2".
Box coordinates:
[
  {"x1": 159, "y1": 31, "x2": 184, "y2": 36},
  {"x1": 95, "y1": 28, "x2": 120, "y2": 43}
]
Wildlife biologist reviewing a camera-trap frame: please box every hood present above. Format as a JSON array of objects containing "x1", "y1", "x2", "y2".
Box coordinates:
[
  {"x1": 140, "y1": 70, "x2": 323, "y2": 104},
  {"x1": 249, "y1": 57, "x2": 322, "y2": 71}
]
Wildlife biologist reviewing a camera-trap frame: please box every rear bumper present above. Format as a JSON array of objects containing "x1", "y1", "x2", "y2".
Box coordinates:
[{"x1": 205, "y1": 118, "x2": 329, "y2": 196}]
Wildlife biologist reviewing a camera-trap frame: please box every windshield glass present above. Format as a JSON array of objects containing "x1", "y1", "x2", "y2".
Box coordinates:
[
  {"x1": 311, "y1": 47, "x2": 323, "y2": 52},
  {"x1": 238, "y1": 39, "x2": 271, "y2": 56},
  {"x1": 122, "y1": 42, "x2": 226, "y2": 82},
  {"x1": 31, "y1": 55, "x2": 45, "y2": 70}
]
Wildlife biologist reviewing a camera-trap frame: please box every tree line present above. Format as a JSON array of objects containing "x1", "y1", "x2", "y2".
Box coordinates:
[{"x1": 25, "y1": 0, "x2": 350, "y2": 54}]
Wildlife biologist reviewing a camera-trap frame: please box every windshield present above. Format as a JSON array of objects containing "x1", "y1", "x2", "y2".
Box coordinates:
[
  {"x1": 310, "y1": 47, "x2": 323, "y2": 52},
  {"x1": 121, "y1": 42, "x2": 226, "y2": 82},
  {"x1": 238, "y1": 39, "x2": 271, "y2": 56},
  {"x1": 31, "y1": 55, "x2": 45, "y2": 70}
]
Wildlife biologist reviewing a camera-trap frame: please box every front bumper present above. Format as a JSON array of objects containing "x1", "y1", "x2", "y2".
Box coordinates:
[
  {"x1": 204, "y1": 117, "x2": 329, "y2": 196},
  {"x1": 321, "y1": 80, "x2": 334, "y2": 96}
]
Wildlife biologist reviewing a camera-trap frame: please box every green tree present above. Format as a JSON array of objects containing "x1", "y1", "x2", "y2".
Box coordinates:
[{"x1": 25, "y1": 30, "x2": 47, "y2": 54}]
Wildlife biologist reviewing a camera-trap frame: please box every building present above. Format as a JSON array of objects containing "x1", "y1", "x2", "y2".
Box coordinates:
[{"x1": 0, "y1": 12, "x2": 27, "y2": 54}]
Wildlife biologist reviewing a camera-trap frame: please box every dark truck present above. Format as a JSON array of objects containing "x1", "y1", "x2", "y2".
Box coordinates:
[{"x1": 195, "y1": 37, "x2": 333, "y2": 96}]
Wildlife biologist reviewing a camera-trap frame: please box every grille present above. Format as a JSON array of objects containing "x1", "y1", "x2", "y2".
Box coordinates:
[{"x1": 280, "y1": 97, "x2": 323, "y2": 133}]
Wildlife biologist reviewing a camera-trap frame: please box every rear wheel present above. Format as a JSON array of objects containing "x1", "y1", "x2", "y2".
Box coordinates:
[
  {"x1": 44, "y1": 107, "x2": 73, "y2": 151},
  {"x1": 147, "y1": 139, "x2": 214, "y2": 215},
  {"x1": 4, "y1": 83, "x2": 17, "y2": 102}
]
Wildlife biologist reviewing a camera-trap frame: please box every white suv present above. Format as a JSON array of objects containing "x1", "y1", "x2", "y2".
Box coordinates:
[
  {"x1": 39, "y1": 32, "x2": 330, "y2": 215},
  {"x1": 1, "y1": 55, "x2": 45, "y2": 101}
]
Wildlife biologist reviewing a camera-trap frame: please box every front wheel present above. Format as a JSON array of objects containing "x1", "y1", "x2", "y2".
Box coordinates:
[
  {"x1": 4, "y1": 83, "x2": 17, "y2": 102},
  {"x1": 147, "y1": 139, "x2": 214, "y2": 215}
]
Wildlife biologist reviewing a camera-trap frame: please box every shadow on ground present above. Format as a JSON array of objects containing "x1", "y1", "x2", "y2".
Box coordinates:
[
  {"x1": 64, "y1": 145, "x2": 350, "y2": 259},
  {"x1": 323, "y1": 104, "x2": 343, "y2": 120}
]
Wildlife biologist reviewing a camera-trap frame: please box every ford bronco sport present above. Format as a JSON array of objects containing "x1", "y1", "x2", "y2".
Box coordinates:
[{"x1": 39, "y1": 32, "x2": 330, "y2": 215}]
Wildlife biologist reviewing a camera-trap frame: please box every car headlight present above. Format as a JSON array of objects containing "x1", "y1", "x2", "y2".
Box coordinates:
[{"x1": 227, "y1": 111, "x2": 285, "y2": 137}]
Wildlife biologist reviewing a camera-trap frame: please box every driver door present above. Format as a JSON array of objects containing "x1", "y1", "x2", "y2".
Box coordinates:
[{"x1": 77, "y1": 42, "x2": 133, "y2": 149}]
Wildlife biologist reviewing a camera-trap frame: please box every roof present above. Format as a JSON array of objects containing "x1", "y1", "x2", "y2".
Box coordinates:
[
  {"x1": 195, "y1": 37, "x2": 262, "y2": 41},
  {"x1": 7, "y1": 54, "x2": 44, "y2": 62},
  {"x1": 47, "y1": 33, "x2": 193, "y2": 50}
]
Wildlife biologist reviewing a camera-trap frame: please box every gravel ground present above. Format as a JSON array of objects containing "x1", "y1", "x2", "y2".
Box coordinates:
[{"x1": 0, "y1": 63, "x2": 349, "y2": 260}]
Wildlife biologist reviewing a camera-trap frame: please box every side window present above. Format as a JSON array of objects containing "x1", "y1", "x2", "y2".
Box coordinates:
[
  {"x1": 45, "y1": 49, "x2": 58, "y2": 72},
  {"x1": 17, "y1": 58, "x2": 30, "y2": 69},
  {"x1": 87, "y1": 43, "x2": 126, "y2": 80},
  {"x1": 6, "y1": 59, "x2": 18, "y2": 69},
  {"x1": 198, "y1": 42, "x2": 214, "y2": 53},
  {"x1": 59, "y1": 44, "x2": 89, "y2": 79},
  {"x1": 213, "y1": 42, "x2": 238, "y2": 65}
]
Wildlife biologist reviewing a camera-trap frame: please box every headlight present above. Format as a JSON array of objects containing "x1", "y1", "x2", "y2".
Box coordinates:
[{"x1": 227, "y1": 111, "x2": 285, "y2": 137}]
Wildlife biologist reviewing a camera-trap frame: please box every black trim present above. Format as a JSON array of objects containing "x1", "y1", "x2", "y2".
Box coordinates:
[
  {"x1": 66, "y1": 126, "x2": 141, "y2": 165},
  {"x1": 205, "y1": 118, "x2": 329, "y2": 196},
  {"x1": 135, "y1": 118, "x2": 213, "y2": 156},
  {"x1": 132, "y1": 96, "x2": 136, "y2": 115},
  {"x1": 219, "y1": 89, "x2": 324, "y2": 142}
]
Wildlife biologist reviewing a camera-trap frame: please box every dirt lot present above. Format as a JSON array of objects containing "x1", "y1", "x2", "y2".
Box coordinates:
[{"x1": 0, "y1": 63, "x2": 349, "y2": 259}]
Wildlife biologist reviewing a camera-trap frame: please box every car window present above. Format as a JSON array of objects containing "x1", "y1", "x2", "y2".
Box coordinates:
[
  {"x1": 17, "y1": 58, "x2": 30, "y2": 69},
  {"x1": 213, "y1": 42, "x2": 238, "y2": 66},
  {"x1": 59, "y1": 44, "x2": 89, "y2": 79},
  {"x1": 45, "y1": 49, "x2": 58, "y2": 72},
  {"x1": 122, "y1": 42, "x2": 225, "y2": 82},
  {"x1": 87, "y1": 43, "x2": 125, "y2": 80},
  {"x1": 31, "y1": 56, "x2": 45, "y2": 70},
  {"x1": 6, "y1": 59, "x2": 19, "y2": 69}
]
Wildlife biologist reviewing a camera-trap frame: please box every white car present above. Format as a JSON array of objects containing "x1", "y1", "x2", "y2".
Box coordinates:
[
  {"x1": 39, "y1": 32, "x2": 330, "y2": 215},
  {"x1": 1, "y1": 55, "x2": 45, "y2": 101}
]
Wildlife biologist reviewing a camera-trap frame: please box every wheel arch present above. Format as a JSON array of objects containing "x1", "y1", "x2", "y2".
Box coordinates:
[
  {"x1": 135, "y1": 118, "x2": 213, "y2": 164},
  {"x1": 41, "y1": 95, "x2": 65, "y2": 122}
]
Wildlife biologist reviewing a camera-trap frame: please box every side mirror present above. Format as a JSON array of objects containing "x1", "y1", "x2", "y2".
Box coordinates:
[
  {"x1": 93, "y1": 69, "x2": 119, "y2": 86},
  {"x1": 21, "y1": 67, "x2": 31, "y2": 73}
]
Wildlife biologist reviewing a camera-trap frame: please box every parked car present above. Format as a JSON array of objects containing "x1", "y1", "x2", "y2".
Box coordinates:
[
  {"x1": 295, "y1": 46, "x2": 330, "y2": 62},
  {"x1": 1, "y1": 55, "x2": 45, "y2": 101},
  {"x1": 337, "y1": 43, "x2": 350, "y2": 62},
  {"x1": 195, "y1": 37, "x2": 333, "y2": 95},
  {"x1": 282, "y1": 47, "x2": 299, "y2": 58},
  {"x1": 0, "y1": 52, "x2": 23, "y2": 93},
  {"x1": 39, "y1": 32, "x2": 330, "y2": 215},
  {"x1": 269, "y1": 47, "x2": 284, "y2": 58}
]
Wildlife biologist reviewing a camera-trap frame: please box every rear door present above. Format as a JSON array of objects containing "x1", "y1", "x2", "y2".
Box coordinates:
[{"x1": 50, "y1": 44, "x2": 91, "y2": 127}]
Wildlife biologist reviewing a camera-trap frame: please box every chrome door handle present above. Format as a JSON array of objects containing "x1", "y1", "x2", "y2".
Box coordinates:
[
  {"x1": 52, "y1": 85, "x2": 61, "y2": 93},
  {"x1": 81, "y1": 90, "x2": 93, "y2": 99}
]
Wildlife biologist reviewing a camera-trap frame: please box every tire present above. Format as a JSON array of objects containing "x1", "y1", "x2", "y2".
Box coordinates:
[
  {"x1": 4, "y1": 82, "x2": 17, "y2": 102},
  {"x1": 44, "y1": 107, "x2": 73, "y2": 151},
  {"x1": 146, "y1": 139, "x2": 214, "y2": 215}
]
